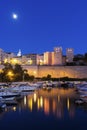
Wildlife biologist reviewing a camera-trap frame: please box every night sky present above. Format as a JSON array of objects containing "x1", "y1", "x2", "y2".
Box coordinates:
[{"x1": 0, "y1": 0, "x2": 87, "y2": 55}]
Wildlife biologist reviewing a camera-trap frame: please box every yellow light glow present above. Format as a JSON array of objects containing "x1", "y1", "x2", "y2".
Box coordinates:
[
  {"x1": 14, "y1": 59, "x2": 17, "y2": 63},
  {"x1": 11, "y1": 59, "x2": 18, "y2": 64},
  {"x1": 40, "y1": 96, "x2": 43, "y2": 108},
  {"x1": 13, "y1": 107, "x2": 16, "y2": 111},
  {"x1": 34, "y1": 93, "x2": 37, "y2": 103},
  {"x1": 44, "y1": 98, "x2": 49, "y2": 115},
  {"x1": 28, "y1": 98, "x2": 33, "y2": 111},
  {"x1": 37, "y1": 98, "x2": 40, "y2": 110},
  {"x1": 4, "y1": 58, "x2": 8, "y2": 63},
  {"x1": 0, "y1": 69, "x2": 2, "y2": 73},
  {"x1": 7, "y1": 71, "x2": 14, "y2": 80},
  {"x1": 24, "y1": 96, "x2": 27, "y2": 105},
  {"x1": 7, "y1": 71, "x2": 14, "y2": 77},
  {"x1": 34, "y1": 71, "x2": 36, "y2": 74},
  {"x1": 39, "y1": 59, "x2": 44, "y2": 65},
  {"x1": 28, "y1": 59, "x2": 33, "y2": 65},
  {"x1": 67, "y1": 98, "x2": 70, "y2": 110},
  {"x1": 53, "y1": 100, "x2": 56, "y2": 113}
]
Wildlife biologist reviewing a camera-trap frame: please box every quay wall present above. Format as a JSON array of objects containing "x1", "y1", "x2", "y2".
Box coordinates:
[
  {"x1": 22, "y1": 65, "x2": 87, "y2": 78},
  {"x1": 0, "y1": 65, "x2": 87, "y2": 78}
]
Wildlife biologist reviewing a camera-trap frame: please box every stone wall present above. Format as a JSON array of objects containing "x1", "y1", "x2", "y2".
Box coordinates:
[
  {"x1": 22, "y1": 65, "x2": 38, "y2": 77},
  {"x1": 22, "y1": 65, "x2": 87, "y2": 78},
  {"x1": 0, "y1": 65, "x2": 87, "y2": 78}
]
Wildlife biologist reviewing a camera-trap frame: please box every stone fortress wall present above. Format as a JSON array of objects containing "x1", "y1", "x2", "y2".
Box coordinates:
[
  {"x1": 0, "y1": 65, "x2": 87, "y2": 79},
  {"x1": 22, "y1": 65, "x2": 87, "y2": 78}
]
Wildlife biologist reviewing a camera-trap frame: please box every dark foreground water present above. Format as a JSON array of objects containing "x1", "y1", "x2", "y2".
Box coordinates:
[{"x1": 0, "y1": 88, "x2": 87, "y2": 130}]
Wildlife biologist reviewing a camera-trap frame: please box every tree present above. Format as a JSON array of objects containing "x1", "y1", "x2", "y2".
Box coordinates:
[
  {"x1": 0, "y1": 63, "x2": 35, "y2": 82},
  {"x1": 2, "y1": 63, "x2": 14, "y2": 82},
  {"x1": 14, "y1": 64, "x2": 25, "y2": 81},
  {"x1": 46, "y1": 74, "x2": 51, "y2": 80},
  {"x1": 28, "y1": 75, "x2": 35, "y2": 81}
]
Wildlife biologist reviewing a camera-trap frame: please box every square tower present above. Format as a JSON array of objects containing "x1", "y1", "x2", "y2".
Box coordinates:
[
  {"x1": 66, "y1": 48, "x2": 74, "y2": 63},
  {"x1": 53, "y1": 47, "x2": 63, "y2": 65}
]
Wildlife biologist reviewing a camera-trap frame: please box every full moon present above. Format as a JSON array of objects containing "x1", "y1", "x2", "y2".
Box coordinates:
[{"x1": 12, "y1": 13, "x2": 18, "y2": 19}]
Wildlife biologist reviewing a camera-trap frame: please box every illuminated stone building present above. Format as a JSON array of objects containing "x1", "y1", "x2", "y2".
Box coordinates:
[
  {"x1": 0, "y1": 48, "x2": 15, "y2": 64},
  {"x1": 44, "y1": 47, "x2": 63, "y2": 65},
  {"x1": 10, "y1": 56, "x2": 22, "y2": 65},
  {"x1": 0, "y1": 48, "x2": 5, "y2": 64},
  {"x1": 52, "y1": 47, "x2": 63, "y2": 65},
  {"x1": 0, "y1": 47, "x2": 74, "y2": 66},
  {"x1": 66, "y1": 48, "x2": 74, "y2": 63},
  {"x1": 4, "y1": 52, "x2": 15, "y2": 64},
  {"x1": 44, "y1": 52, "x2": 52, "y2": 65},
  {"x1": 24, "y1": 54, "x2": 37, "y2": 65},
  {"x1": 10, "y1": 55, "x2": 35, "y2": 65},
  {"x1": 37, "y1": 54, "x2": 44, "y2": 65}
]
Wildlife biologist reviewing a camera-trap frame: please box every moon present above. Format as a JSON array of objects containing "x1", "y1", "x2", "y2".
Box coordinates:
[{"x1": 12, "y1": 13, "x2": 18, "y2": 19}]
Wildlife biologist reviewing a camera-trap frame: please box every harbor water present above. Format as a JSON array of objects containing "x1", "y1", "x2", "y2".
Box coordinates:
[{"x1": 0, "y1": 88, "x2": 87, "y2": 130}]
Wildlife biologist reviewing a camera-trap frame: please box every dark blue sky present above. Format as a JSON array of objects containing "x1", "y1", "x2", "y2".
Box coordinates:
[{"x1": 0, "y1": 0, "x2": 87, "y2": 55}]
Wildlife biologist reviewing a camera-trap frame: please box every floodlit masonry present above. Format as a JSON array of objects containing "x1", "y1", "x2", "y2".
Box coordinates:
[
  {"x1": 22, "y1": 65, "x2": 87, "y2": 79},
  {"x1": 0, "y1": 47, "x2": 74, "y2": 65},
  {"x1": 0, "y1": 64, "x2": 87, "y2": 79}
]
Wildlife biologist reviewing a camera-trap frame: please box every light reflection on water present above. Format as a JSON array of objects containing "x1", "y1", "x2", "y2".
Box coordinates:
[
  {"x1": 19, "y1": 88, "x2": 77, "y2": 119},
  {"x1": 1, "y1": 88, "x2": 87, "y2": 130}
]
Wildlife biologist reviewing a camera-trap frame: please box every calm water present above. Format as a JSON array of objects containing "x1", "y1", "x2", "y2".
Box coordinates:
[{"x1": 0, "y1": 88, "x2": 87, "y2": 130}]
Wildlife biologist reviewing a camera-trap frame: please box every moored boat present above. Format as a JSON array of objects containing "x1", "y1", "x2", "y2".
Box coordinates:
[{"x1": 0, "y1": 91, "x2": 21, "y2": 98}]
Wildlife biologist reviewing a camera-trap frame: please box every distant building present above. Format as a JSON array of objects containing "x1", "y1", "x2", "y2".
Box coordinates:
[
  {"x1": 73, "y1": 54, "x2": 85, "y2": 65},
  {"x1": 0, "y1": 49, "x2": 15, "y2": 64},
  {"x1": 37, "y1": 54, "x2": 44, "y2": 65},
  {"x1": 24, "y1": 54, "x2": 37, "y2": 65},
  {"x1": 52, "y1": 47, "x2": 63, "y2": 65},
  {"x1": 21, "y1": 56, "x2": 29, "y2": 65},
  {"x1": 62, "y1": 55, "x2": 66, "y2": 65},
  {"x1": 0, "y1": 48, "x2": 4, "y2": 64},
  {"x1": 44, "y1": 52, "x2": 52, "y2": 65},
  {"x1": 44, "y1": 47, "x2": 63, "y2": 65},
  {"x1": 51, "y1": 52, "x2": 55, "y2": 65},
  {"x1": 66, "y1": 48, "x2": 74, "y2": 63},
  {"x1": 10, "y1": 56, "x2": 22, "y2": 65},
  {"x1": 0, "y1": 47, "x2": 77, "y2": 66},
  {"x1": 5, "y1": 52, "x2": 15, "y2": 63}
]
